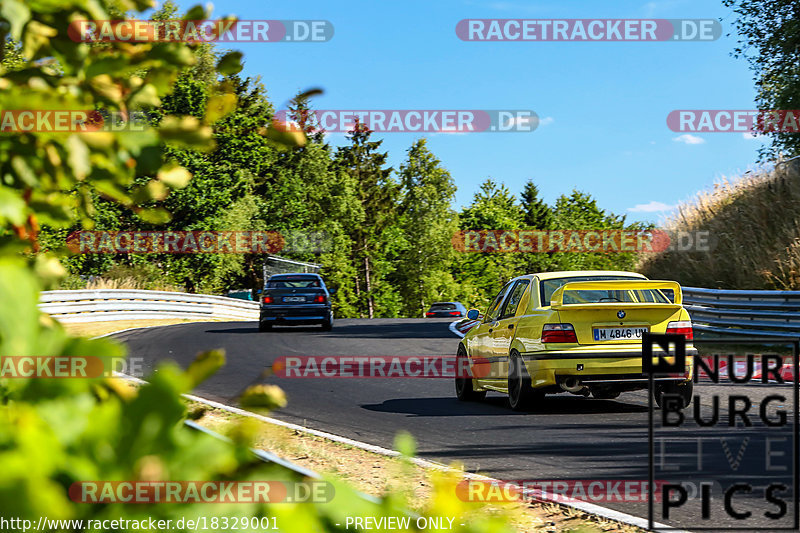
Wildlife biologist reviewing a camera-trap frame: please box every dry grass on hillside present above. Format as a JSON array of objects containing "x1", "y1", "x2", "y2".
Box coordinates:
[
  {"x1": 638, "y1": 158, "x2": 800, "y2": 289},
  {"x1": 84, "y1": 276, "x2": 184, "y2": 292}
]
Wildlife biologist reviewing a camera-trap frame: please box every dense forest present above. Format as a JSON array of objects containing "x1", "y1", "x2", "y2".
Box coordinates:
[{"x1": 26, "y1": 5, "x2": 647, "y2": 318}]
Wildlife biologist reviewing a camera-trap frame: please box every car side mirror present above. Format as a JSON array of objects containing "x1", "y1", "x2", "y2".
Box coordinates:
[
  {"x1": 467, "y1": 309, "x2": 480, "y2": 320},
  {"x1": 329, "y1": 288, "x2": 337, "y2": 294}
]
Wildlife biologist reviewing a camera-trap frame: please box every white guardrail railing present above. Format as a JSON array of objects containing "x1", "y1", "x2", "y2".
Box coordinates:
[
  {"x1": 39, "y1": 289, "x2": 259, "y2": 323},
  {"x1": 682, "y1": 287, "x2": 800, "y2": 339},
  {"x1": 38, "y1": 286, "x2": 800, "y2": 337}
]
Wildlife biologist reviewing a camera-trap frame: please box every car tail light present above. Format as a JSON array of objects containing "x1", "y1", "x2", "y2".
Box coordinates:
[
  {"x1": 426, "y1": 312, "x2": 435, "y2": 317},
  {"x1": 542, "y1": 323, "x2": 578, "y2": 343},
  {"x1": 666, "y1": 320, "x2": 693, "y2": 340},
  {"x1": 448, "y1": 311, "x2": 461, "y2": 316},
  {"x1": 262, "y1": 295, "x2": 273, "y2": 304},
  {"x1": 314, "y1": 294, "x2": 326, "y2": 303}
]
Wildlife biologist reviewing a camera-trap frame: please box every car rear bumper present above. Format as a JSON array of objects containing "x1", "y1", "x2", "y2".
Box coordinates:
[
  {"x1": 520, "y1": 347, "x2": 697, "y2": 389},
  {"x1": 260, "y1": 305, "x2": 330, "y2": 324}
]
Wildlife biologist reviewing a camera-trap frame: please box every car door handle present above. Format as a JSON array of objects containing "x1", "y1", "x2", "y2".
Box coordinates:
[
  {"x1": 488, "y1": 328, "x2": 493, "y2": 333},
  {"x1": 508, "y1": 324, "x2": 514, "y2": 329}
]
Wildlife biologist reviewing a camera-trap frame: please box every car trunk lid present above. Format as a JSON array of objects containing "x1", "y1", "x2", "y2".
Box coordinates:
[
  {"x1": 550, "y1": 280, "x2": 685, "y2": 345},
  {"x1": 263, "y1": 287, "x2": 326, "y2": 305}
]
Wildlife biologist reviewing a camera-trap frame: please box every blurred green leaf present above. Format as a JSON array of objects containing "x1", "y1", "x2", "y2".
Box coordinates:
[
  {"x1": 0, "y1": 0, "x2": 31, "y2": 41},
  {"x1": 65, "y1": 135, "x2": 89, "y2": 181},
  {"x1": 0, "y1": 187, "x2": 26, "y2": 226},
  {"x1": 158, "y1": 115, "x2": 214, "y2": 150},
  {"x1": 136, "y1": 207, "x2": 171, "y2": 224},
  {"x1": 182, "y1": 5, "x2": 208, "y2": 20},
  {"x1": 205, "y1": 92, "x2": 237, "y2": 124},
  {"x1": 185, "y1": 349, "x2": 225, "y2": 388},
  {"x1": 216, "y1": 51, "x2": 243, "y2": 75},
  {"x1": 85, "y1": 56, "x2": 129, "y2": 79},
  {"x1": 261, "y1": 119, "x2": 306, "y2": 149},
  {"x1": 239, "y1": 384, "x2": 288, "y2": 410},
  {"x1": 157, "y1": 162, "x2": 192, "y2": 189},
  {"x1": 394, "y1": 431, "x2": 416, "y2": 458},
  {"x1": 128, "y1": 83, "x2": 161, "y2": 108},
  {"x1": 293, "y1": 87, "x2": 324, "y2": 103}
]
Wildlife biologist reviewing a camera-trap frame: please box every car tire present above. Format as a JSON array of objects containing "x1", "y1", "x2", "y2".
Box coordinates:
[
  {"x1": 508, "y1": 351, "x2": 543, "y2": 411},
  {"x1": 321, "y1": 312, "x2": 333, "y2": 331},
  {"x1": 654, "y1": 380, "x2": 693, "y2": 409},
  {"x1": 591, "y1": 388, "x2": 621, "y2": 400},
  {"x1": 258, "y1": 322, "x2": 271, "y2": 332},
  {"x1": 455, "y1": 345, "x2": 486, "y2": 402}
]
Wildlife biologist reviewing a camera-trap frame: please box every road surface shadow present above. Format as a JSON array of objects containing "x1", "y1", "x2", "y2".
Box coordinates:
[
  {"x1": 203, "y1": 321, "x2": 455, "y2": 338},
  {"x1": 361, "y1": 396, "x2": 648, "y2": 416},
  {"x1": 204, "y1": 326, "x2": 330, "y2": 334}
]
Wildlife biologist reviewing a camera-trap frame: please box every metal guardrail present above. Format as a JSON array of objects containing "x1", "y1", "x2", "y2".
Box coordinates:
[
  {"x1": 39, "y1": 286, "x2": 800, "y2": 338},
  {"x1": 39, "y1": 289, "x2": 259, "y2": 323},
  {"x1": 683, "y1": 286, "x2": 800, "y2": 339}
]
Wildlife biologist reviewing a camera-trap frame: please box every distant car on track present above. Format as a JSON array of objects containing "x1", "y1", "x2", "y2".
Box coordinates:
[
  {"x1": 259, "y1": 273, "x2": 334, "y2": 331},
  {"x1": 425, "y1": 302, "x2": 467, "y2": 318},
  {"x1": 455, "y1": 270, "x2": 696, "y2": 411}
]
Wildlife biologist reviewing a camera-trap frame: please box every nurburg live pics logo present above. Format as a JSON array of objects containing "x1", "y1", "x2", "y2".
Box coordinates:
[{"x1": 644, "y1": 333, "x2": 799, "y2": 530}]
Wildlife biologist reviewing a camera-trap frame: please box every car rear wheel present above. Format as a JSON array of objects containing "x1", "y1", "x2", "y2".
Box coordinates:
[
  {"x1": 654, "y1": 380, "x2": 693, "y2": 409},
  {"x1": 508, "y1": 352, "x2": 543, "y2": 411},
  {"x1": 321, "y1": 312, "x2": 333, "y2": 331},
  {"x1": 258, "y1": 322, "x2": 271, "y2": 332},
  {"x1": 455, "y1": 345, "x2": 486, "y2": 402}
]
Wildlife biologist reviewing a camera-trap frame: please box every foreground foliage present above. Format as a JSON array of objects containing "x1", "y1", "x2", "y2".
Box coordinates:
[{"x1": 0, "y1": 1, "x2": 520, "y2": 531}]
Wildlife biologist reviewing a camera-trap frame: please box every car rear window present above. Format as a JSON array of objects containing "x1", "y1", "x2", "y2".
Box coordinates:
[
  {"x1": 267, "y1": 276, "x2": 321, "y2": 288},
  {"x1": 429, "y1": 303, "x2": 456, "y2": 311},
  {"x1": 539, "y1": 276, "x2": 668, "y2": 306}
]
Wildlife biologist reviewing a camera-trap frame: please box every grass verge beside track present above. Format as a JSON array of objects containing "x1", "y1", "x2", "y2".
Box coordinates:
[
  {"x1": 189, "y1": 402, "x2": 643, "y2": 533},
  {"x1": 61, "y1": 318, "x2": 227, "y2": 338}
]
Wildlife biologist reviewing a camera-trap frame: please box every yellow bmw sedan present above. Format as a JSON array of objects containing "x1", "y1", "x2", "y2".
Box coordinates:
[{"x1": 455, "y1": 271, "x2": 696, "y2": 411}]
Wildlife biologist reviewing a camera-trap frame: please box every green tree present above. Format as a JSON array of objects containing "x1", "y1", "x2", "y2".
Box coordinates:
[
  {"x1": 724, "y1": 0, "x2": 800, "y2": 158},
  {"x1": 519, "y1": 179, "x2": 554, "y2": 274},
  {"x1": 334, "y1": 124, "x2": 400, "y2": 318},
  {"x1": 395, "y1": 139, "x2": 459, "y2": 316},
  {"x1": 456, "y1": 179, "x2": 525, "y2": 310},
  {"x1": 549, "y1": 189, "x2": 645, "y2": 271}
]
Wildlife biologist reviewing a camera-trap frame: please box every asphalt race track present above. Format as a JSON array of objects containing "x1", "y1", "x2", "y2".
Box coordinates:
[{"x1": 115, "y1": 319, "x2": 798, "y2": 531}]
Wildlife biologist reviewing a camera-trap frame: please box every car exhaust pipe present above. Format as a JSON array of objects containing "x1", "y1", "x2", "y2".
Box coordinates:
[{"x1": 560, "y1": 377, "x2": 585, "y2": 393}]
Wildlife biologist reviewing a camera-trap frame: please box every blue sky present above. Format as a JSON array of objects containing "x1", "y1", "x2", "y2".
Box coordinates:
[{"x1": 170, "y1": 0, "x2": 768, "y2": 224}]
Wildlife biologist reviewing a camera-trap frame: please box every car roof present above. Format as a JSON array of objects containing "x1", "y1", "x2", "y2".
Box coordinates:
[
  {"x1": 269, "y1": 272, "x2": 322, "y2": 278},
  {"x1": 430, "y1": 301, "x2": 461, "y2": 305},
  {"x1": 526, "y1": 270, "x2": 648, "y2": 281}
]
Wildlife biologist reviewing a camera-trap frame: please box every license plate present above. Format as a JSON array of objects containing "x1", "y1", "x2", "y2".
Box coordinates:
[
  {"x1": 283, "y1": 296, "x2": 305, "y2": 303},
  {"x1": 593, "y1": 327, "x2": 648, "y2": 341}
]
